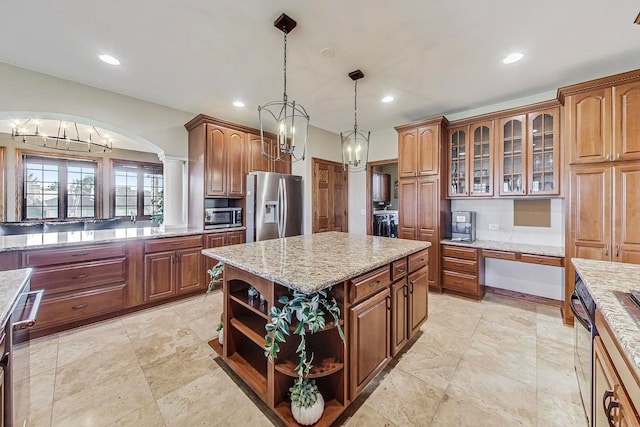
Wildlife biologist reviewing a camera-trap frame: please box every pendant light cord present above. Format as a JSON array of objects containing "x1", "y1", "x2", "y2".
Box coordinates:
[
  {"x1": 283, "y1": 29, "x2": 288, "y2": 102},
  {"x1": 353, "y1": 79, "x2": 358, "y2": 131}
]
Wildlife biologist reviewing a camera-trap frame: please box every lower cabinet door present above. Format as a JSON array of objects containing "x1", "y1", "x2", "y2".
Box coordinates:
[
  {"x1": 390, "y1": 279, "x2": 408, "y2": 357},
  {"x1": 349, "y1": 288, "x2": 391, "y2": 399},
  {"x1": 177, "y1": 247, "x2": 204, "y2": 293},
  {"x1": 408, "y1": 266, "x2": 429, "y2": 338},
  {"x1": 144, "y1": 251, "x2": 176, "y2": 301}
]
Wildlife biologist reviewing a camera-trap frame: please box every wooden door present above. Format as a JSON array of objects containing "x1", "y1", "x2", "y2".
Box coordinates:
[
  {"x1": 205, "y1": 125, "x2": 227, "y2": 196},
  {"x1": 567, "y1": 89, "x2": 612, "y2": 164},
  {"x1": 593, "y1": 336, "x2": 617, "y2": 427},
  {"x1": 417, "y1": 178, "x2": 438, "y2": 287},
  {"x1": 408, "y1": 266, "x2": 429, "y2": 337},
  {"x1": 176, "y1": 247, "x2": 203, "y2": 293},
  {"x1": 349, "y1": 288, "x2": 391, "y2": 398},
  {"x1": 247, "y1": 133, "x2": 270, "y2": 173},
  {"x1": 398, "y1": 179, "x2": 417, "y2": 239},
  {"x1": 398, "y1": 129, "x2": 417, "y2": 177},
  {"x1": 469, "y1": 121, "x2": 494, "y2": 196},
  {"x1": 312, "y1": 158, "x2": 348, "y2": 233},
  {"x1": 570, "y1": 165, "x2": 612, "y2": 261},
  {"x1": 390, "y1": 279, "x2": 408, "y2": 357},
  {"x1": 447, "y1": 126, "x2": 469, "y2": 197},
  {"x1": 528, "y1": 108, "x2": 560, "y2": 195},
  {"x1": 613, "y1": 81, "x2": 640, "y2": 161},
  {"x1": 614, "y1": 165, "x2": 640, "y2": 264},
  {"x1": 144, "y1": 251, "x2": 176, "y2": 301},
  {"x1": 226, "y1": 129, "x2": 245, "y2": 197},
  {"x1": 498, "y1": 115, "x2": 527, "y2": 196},
  {"x1": 417, "y1": 125, "x2": 439, "y2": 176}
]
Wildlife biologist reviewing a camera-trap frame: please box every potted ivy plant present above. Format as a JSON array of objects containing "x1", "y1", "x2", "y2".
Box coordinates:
[
  {"x1": 264, "y1": 288, "x2": 344, "y2": 425},
  {"x1": 207, "y1": 261, "x2": 224, "y2": 344}
]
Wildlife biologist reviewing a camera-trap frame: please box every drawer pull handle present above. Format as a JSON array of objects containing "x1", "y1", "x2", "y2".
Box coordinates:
[
  {"x1": 397, "y1": 268, "x2": 406, "y2": 273},
  {"x1": 71, "y1": 252, "x2": 89, "y2": 257},
  {"x1": 409, "y1": 281, "x2": 414, "y2": 294},
  {"x1": 455, "y1": 263, "x2": 464, "y2": 267},
  {"x1": 419, "y1": 258, "x2": 425, "y2": 262},
  {"x1": 537, "y1": 259, "x2": 544, "y2": 263},
  {"x1": 454, "y1": 280, "x2": 464, "y2": 285},
  {"x1": 72, "y1": 303, "x2": 89, "y2": 310},
  {"x1": 171, "y1": 242, "x2": 184, "y2": 246},
  {"x1": 369, "y1": 280, "x2": 381, "y2": 287},
  {"x1": 72, "y1": 274, "x2": 88, "y2": 279}
]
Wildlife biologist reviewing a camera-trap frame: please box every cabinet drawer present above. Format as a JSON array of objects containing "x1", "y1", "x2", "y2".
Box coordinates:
[
  {"x1": 31, "y1": 258, "x2": 126, "y2": 295},
  {"x1": 442, "y1": 257, "x2": 477, "y2": 274},
  {"x1": 408, "y1": 249, "x2": 429, "y2": 272},
  {"x1": 391, "y1": 259, "x2": 407, "y2": 280},
  {"x1": 520, "y1": 254, "x2": 564, "y2": 267},
  {"x1": 443, "y1": 270, "x2": 478, "y2": 294},
  {"x1": 442, "y1": 245, "x2": 477, "y2": 261},
  {"x1": 350, "y1": 266, "x2": 390, "y2": 303},
  {"x1": 144, "y1": 235, "x2": 203, "y2": 253},
  {"x1": 481, "y1": 250, "x2": 516, "y2": 261},
  {"x1": 35, "y1": 284, "x2": 127, "y2": 329},
  {"x1": 23, "y1": 244, "x2": 126, "y2": 267}
]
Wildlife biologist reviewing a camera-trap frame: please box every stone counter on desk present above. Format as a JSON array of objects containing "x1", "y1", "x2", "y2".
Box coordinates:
[{"x1": 441, "y1": 239, "x2": 564, "y2": 258}]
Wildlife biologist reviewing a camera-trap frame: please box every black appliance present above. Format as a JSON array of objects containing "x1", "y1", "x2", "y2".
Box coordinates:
[
  {"x1": 451, "y1": 211, "x2": 476, "y2": 242},
  {"x1": 204, "y1": 207, "x2": 242, "y2": 230},
  {"x1": 373, "y1": 212, "x2": 397, "y2": 238},
  {"x1": 569, "y1": 273, "x2": 596, "y2": 426}
]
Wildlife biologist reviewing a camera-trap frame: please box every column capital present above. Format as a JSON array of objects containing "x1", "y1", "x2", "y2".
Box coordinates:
[{"x1": 158, "y1": 151, "x2": 187, "y2": 163}]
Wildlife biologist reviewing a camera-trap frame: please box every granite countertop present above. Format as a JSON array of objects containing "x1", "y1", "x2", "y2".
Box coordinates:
[
  {"x1": 441, "y1": 239, "x2": 564, "y2": 258},
  {"x1": 572, "y1": 258, "x2": 640, "y2": 380},
  {"x1": 203, "y1": 232, "x2": 430, "y2": 294},
  {"x1": 0, "y1": 268, "x2": 31, "y2": 327},
  {"x1": 0, "y1": 226, "x2": 210, "y2": 252}
]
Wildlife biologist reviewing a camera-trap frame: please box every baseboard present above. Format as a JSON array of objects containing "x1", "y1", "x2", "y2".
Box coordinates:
[{"x1": 485, "y1": 285, "x2": 562, "y2": 307}]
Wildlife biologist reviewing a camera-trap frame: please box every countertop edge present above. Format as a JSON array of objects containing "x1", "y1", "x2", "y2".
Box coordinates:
[{"x1": 441, "y1": 239, "x2": 564, "y2": 258}]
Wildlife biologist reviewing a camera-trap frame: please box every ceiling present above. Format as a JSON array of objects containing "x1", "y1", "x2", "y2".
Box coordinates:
[{"x1": 0, "y1": 0, "x2": 639, "y2": 140}]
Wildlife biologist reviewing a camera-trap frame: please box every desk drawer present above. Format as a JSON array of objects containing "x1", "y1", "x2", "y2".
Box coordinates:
[
  {"x1": 408, "y1": 249, "x2": 429, "y2": 272},
  {"x1": 442, "y1": 246, "x2": 477, "y2": 261},
  {"x1": 144, "y1": 235, "x2": 203, "y2": 253},
  {"x1": 391, "y1": 259, "x2": 407, "y2": 281},
  {"x1": 443, "y1": 270, "x2": 478, "y2": 294},
  {"x1": 520, "y1": 254, "x2": 563, "y2": 267},
  {"x1": 23, "y1": 244, "x2": 126, "y2": 267},
  {"x1": 31, "y1": 258, "x2": 126, "y2": 295},
  {"x1": 350, "y1": 266, "x2": 390, "y2": 303},
  {"x1": 481, "y1": 250, "x2": 517, "y2": 261},
  {"x1": 442, "y1": 257, "x2": 477, "y2": 274},
  {"x1": 35, "y1": 284, "x2": 127, "y2": 329}
]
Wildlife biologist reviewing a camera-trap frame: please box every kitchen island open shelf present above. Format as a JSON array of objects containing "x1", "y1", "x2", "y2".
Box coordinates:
[{"x1": 203, "y1": 232, "x2": 430, "y2": 426}]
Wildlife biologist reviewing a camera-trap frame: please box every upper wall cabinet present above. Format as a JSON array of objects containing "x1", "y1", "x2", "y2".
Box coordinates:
[
  {"x1": 398, "y1": 121, "x2": 444, "y2": 178},
  {"x1": 469, "y1": 121, "x2": 494, "y2": 197},
  {"x1": 204, "y1": 124, "x2": 245, "y2": 197},
  {"x1": 447, "y1": 125, "x2": 469, "y2": 197},
  {"x1": 247, "y1": 133, "x2": 291, "y2": 174},
  {"x1": 498, "y1": 115, "x2": 526, "y2": 195},
  {"x1": 613, "y1": 81, "x2": 640, "y2": 161},
  {"x1": 566, "y1": 88, "x2": 612, "y2": 164}
]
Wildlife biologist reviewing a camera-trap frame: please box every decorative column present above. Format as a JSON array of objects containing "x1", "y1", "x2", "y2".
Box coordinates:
[{"x1": 158, "y1": 152, "x2": 187, "y2": 229}]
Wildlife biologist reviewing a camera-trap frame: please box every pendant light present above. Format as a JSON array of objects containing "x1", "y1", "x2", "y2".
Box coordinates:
[
  {"x1": 341, "y1": 70, "x2": 370, "y2": 172},
  {"x1": 258, "y1": 13, "x2": 309, "y2": 163}
]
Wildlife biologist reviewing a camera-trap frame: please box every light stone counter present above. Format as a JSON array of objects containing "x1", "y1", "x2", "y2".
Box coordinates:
[
  {"x1": 0, "y1": 226, "x2": 245, "y2": 252},
  {"x1": 203, "y1": 232, "x2": 430, "y2": 294},
  {"x1": 441, "y1": 239, "x2": 564, "y2": 258},
  {"x1": 0, "y1": 268, "x2": 31, "y2": 327},
  {"x1": 572, "y1": 258, "x2": 640, "y2": 380}
]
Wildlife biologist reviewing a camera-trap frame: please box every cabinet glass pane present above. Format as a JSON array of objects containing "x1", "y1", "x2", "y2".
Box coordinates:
[
  {"x1": 533, "y1": 116, "x2": 542, "y2": 133},
  {"x1": 450, "y1": 130, "x2": 466, "y2": 195},
  {"x1": 504, "y1": 140, "x2": 512, "y2": 154},
  {"x1": 533, "y1": 135, "x2": 542, "y2": 152},
  {"x1": 544, "y1": 152, "x2": 553, "y2": 170},
  {"x1": 504, "y1": 157, "x2": 512, "y2": 174},
  {"x1": 513, "y1": 138, "x2": 521, "y2": 153},
  {"x1": 544, "y1": 114, "x2": 553, "y2": 132},
  {"x1": 533, "y1": 154, "x2": 542, "y2": 172},
  {"x1": 501, "y1": 119, "x2": 523, "y2": 194},
  {"x1": 544, "y1": 134, "x2": 553, "y2": 150},
  {"x1": 514, "y1": 121, "x2": 522, "y2": 138}
]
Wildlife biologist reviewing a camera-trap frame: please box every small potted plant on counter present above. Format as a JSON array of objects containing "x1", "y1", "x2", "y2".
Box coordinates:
[{"x1": 264, "y1": 288, "x2": 344, "y2": 425}]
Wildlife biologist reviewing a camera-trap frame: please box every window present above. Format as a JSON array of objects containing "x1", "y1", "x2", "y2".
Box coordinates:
[
  {"x1": 23, "y1": 154, "x2": 98, "y2": 220},
  {"x1": 112, "y1": 161, "x2": 163, "y2": 219}
]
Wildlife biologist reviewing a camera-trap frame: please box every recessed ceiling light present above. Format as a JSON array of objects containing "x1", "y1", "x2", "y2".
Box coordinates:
[
  {"x1": 99, "y1": 54, "x2": 120, "y2": 65},
  {"x1": 233, "y1": 101, "x2": 245, "y2": 108},
  {"x1": 320, "y1": 48, "x2": 335, "y2": 58},
  {"x1": 502, "y1": 52, "x2": 524, "y2": 64},
  {"x1": 381, "y1": 96, "x2": 394, "y2": 103}
]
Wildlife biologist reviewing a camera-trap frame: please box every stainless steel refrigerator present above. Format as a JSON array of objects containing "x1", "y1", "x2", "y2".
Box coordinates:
[{"x1": 246, "y1": 171, "x2": 303, "y2": 242}]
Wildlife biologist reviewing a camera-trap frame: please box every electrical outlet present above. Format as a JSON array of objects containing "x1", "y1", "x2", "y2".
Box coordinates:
[
  {"x1": 488, "y1": 224, "x2": 499, "y2": 230},
  {"x1": 360, "y1": 209, "x2": 366, "y2": 216}
]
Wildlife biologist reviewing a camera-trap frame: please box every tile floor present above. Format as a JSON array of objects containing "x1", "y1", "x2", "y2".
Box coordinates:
[{"x1": 26, "y1": 290, "x2": 588, "y2": 426}]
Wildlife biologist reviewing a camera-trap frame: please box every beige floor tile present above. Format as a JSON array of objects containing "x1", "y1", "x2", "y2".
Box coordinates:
[
  {"x1": 537, "y1": 390, "x2": 588, "y2": 427},
  {"x1": 537, "y1": 335, "x2": 575, "y2": 369},
  {"x1": 363, "y1": 368, "x2": 444, "y2": 426},
  {"x1": 473, "y1": 318, "x2": 537, "y2": 353},
  {"x1": 30, "y1": 368, "x2": 56, "y2": 409},
  {"x1": 394, "y1": 340, "x2": 460, "y2": 391},
  {"x1": 156, "y1": 370, "x2": 270, "y2": 427},
  {"x1": 51, "y1": 365, "x2": 155, "y2": 427},
  {"x1": 537, "y1": 307, "x2": 574, "y2": 345},
  {"x1": 343, "y1": 403, "x2": 396, "y2": 426},
  {"x1": 112, "y1": 402, "x2": 167, "y2": 427},
  {"x1": 56, "y1": 319, "x2": 130, "y2": 368},
  {"x1": 537, "y1": 357, "x2": 583, "y2": 405},
  {"x1": 430, "y1": 394, "x2": 528, "y2": 426},
  {"x1": 29, "y1": 404, "x2": 52, "y2": 427},
  {"x1": 174, "y1": 296, "x2": 223, "y2": 343},
  {"x1": 426, "y1": 307, "x2": 482, "y2": 334},
  {"x1": 481, "y1": 295, "x2": 538, "y2": 332},
  {"x1": 446, "y1": 359, "x2": 537, "y2": 425},
  {"x1": 432, "y1": 294, "x2": 486, "y2": 317},
  {"x1": 29, "y1": 335, "x2": 59, "y2": 378},
  {"x1": 419, "y1": 320, "x2": 473, "y2": 358},
  {"x1": 537, "y1": 303, "x2": 563, "y2": 319}
]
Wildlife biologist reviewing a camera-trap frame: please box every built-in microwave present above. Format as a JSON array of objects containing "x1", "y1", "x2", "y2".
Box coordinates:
[{"x1": 204, "y1": 207, "x2": 242, "y2": 229}]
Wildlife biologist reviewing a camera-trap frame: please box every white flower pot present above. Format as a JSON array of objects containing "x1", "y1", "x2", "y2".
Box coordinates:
[
  {"x1": 291, "y1": 392, "x2": 324, "y2": 426},
  {"x1": 218, "y1": 328, "x2": 224, "y2": 346}
]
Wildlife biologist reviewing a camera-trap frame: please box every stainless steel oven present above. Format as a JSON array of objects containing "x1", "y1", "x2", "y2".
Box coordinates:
[
  {"x1": 204, "y1": 207, "x2": 242, "y2": 230},
  {"x1": 569, "y1": 274, "x2": 596, "y2": 426}
]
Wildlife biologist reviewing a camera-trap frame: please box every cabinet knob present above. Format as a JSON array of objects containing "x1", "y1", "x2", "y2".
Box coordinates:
[
  {"x1": 617, "y1": 153, "x2": 620, "y2": 160},
  {"x1": 605, "y1": 244, "x2": 609, "y2": 257},
  {"x1": 615, "y1": 244, "x2": 620, "y2": 258},
  {"x1": 606, "y1": 154, "x2": 611, "y2": 160}
]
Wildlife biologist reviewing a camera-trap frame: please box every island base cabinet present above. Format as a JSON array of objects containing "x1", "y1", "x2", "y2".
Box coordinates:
[
  {"x1": 349, "y1": 288, "x2": 391, "y2": 399},
  {"x1": 408, "y1": 266, "x2": 429, "y2": 336},
  {"x1": 390, "y1": 280, "x2": 408, "y2": 357}
]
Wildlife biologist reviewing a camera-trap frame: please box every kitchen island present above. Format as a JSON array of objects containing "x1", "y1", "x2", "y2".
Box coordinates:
[{"x1": 202, "y1": 232, "x2": 430, "y2": 426}]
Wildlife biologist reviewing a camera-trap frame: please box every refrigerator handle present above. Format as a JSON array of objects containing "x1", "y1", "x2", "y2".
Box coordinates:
[
  {"x1": 277, "y1": 178, "x2": 285, "y2": 238},
  {"x1": 282, "y1": 178, "x2": 288, "y2": 236}
]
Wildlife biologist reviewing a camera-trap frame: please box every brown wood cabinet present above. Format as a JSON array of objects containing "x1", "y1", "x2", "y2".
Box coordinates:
[
  {"x1": 202, "y1": 230, "x2": 245, "y2": 290},
  {"x1": 447, "y1": 124, "x2": 469, "y2": 197},
  {"x1": 246, "y1": 133, "x2": 291, "y2": 174},
  {"x1": 144, "y1": 235, "x2": 204, "y2": 302},
  {"x1": 372, "y1": 172, "x2": 391, "y2": 202},
  {"x1": 398, "y1": 121, "x2": 444, "y2": 177},
  {"x1": 441, "y1": 245, "x2": 485, "y2": 299},
  {"x1": 469, "y1": 120, "x2": 494, "y2": 197},
  {"x1": 201, "y1": 124, "x2": 246, "y2": 197}
]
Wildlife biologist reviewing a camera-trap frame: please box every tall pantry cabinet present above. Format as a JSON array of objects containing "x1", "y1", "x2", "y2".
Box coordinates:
[
  {"x1": 395, "y1": 117, "x2": 451, "y2": 291},
  {"x1": 560, "y1": 70, "x2": 640, "y2": 324}
]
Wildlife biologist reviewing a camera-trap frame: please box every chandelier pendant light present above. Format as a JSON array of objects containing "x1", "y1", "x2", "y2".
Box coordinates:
[
  {"x1": 258, "y1": 13, "x2": 309, "y2": 163},
  {"x1": 341, "y1": 70, "x2": 370, "y2": 172},
  {"x1": 11, "y1": 119, "x2": 113, "y2": 153}
]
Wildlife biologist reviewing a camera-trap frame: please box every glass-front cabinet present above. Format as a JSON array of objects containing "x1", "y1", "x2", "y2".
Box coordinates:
[
  {"x1": 498, "y1": 115, "x2": 526, "y2": 195},
  {"x1": 447, "y1": 126, "x2": 468, "y2": 197},
  {"x1": 469, "y1": 121, "x2": 494, "y2": 196},
  {"x1": 527, "y1": 108, "x2": 560, "y2": 195}
]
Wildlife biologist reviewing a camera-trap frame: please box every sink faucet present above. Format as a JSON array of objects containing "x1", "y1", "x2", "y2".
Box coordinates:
[{"x1": 384, "y1": 204, "x2": 392, "y2": 210}]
